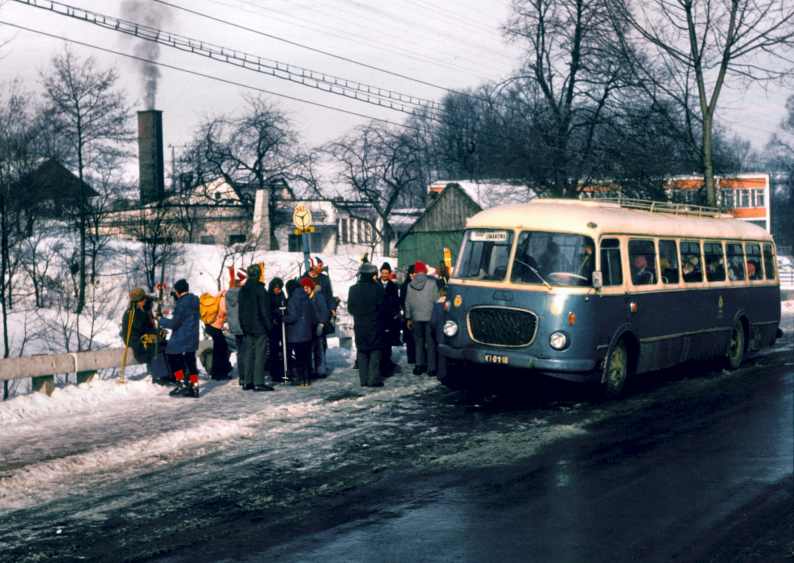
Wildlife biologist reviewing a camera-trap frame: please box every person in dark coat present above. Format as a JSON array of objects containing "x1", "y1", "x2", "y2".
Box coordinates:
[
  {"x1": 268, "y1": 277, "x2": 287, "y2": 382},
  {"x1": 121, "y1": 288, "x2": 163, "y2": 379},
  {"x1": 238, "y1": 264, "x2": 274, "y2": 391},
  {"x1": 348, "y1": 262, "x2": 385, "y2": 387},
  {"x1": 284, "y1": 277, "x2": 316, "y2": 386},
  {"x1": 379, "y1": 262, "x2": 401, "y2": 377},
  {"x1": 399, "y1": 264, "x2": 417, "y2": 365},
  {"x1": 225, "y1": 271, "x2": 246, "y2": 385},
  {"x1": 159, "y1": 279, "x2": 201, "y2": 397},
  {"x1": 309, "y1": 284, "x2": 330, "y2": 378}
]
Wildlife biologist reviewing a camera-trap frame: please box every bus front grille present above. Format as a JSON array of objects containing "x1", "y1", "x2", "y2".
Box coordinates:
[{"x1": 467, "y1": 307, "x2": 537, "y2": 347}]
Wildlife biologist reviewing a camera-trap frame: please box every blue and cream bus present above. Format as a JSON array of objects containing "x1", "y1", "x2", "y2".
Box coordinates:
[{"x1": 438, "y1": 199, "x2": 781, "y2": 396}]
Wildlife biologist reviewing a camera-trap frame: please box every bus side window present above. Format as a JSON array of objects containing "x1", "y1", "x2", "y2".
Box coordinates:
[
  {"x1": 600, "y1": 238, "x2": 622, "y2": 286},
  {"x1": 681, "y1": 240, "x2": 703, "y2": 282},
  {"x1": 745, "y1": 242, "x2": 762, "y2": 280},
  {"x1": 628, "y1": 239, "x2": 657, "y2": 285},
  {"x1": 659, "y1": 239, "x2": 679, "y2": 283},
  {"x1": 726, "y1": 242, "x2": 745, "y2": 281},
  {"x1": 704, "y1": 242, "x2": 726, "y2": 282},
  {"x1": 763, "y1": 243, "x2": 776, "y2": 280}
]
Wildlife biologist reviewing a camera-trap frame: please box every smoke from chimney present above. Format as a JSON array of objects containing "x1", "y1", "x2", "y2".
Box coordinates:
[{"x1": 121, "y1": 1, "x2": 173, "y2": 109}]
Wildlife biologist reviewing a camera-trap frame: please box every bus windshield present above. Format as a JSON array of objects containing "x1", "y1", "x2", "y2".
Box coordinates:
[
  {"x1": 456, "y1": 229, "x2": 514, "y2": 281},
  {"x1": 511, "y1": 231, "x2": 595, "y2": 287}
]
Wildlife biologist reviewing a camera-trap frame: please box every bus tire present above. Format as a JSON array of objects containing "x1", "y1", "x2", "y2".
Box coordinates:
[
  {"x1": 602, "y1": 339, "x2": 629, "y2": 399},
  {"x1": 724, "y1": 320, "x2": 746, "y2": 370}
]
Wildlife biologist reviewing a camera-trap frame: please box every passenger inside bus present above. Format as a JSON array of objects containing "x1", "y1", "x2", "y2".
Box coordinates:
[
  {"x1": 576, "y1": 243, "x2": 595, "y2": 281},
  {"x1": 747, "y1": 260, "x2": 762, "y2": 280},
  {"x1": 631, "y1": 255, "x2": 655, "y2": 285}
]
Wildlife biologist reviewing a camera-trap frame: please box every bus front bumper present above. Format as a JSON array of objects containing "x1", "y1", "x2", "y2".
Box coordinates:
[{"x1": 438, "y1": 344, "x2": 598, "y2": 380}]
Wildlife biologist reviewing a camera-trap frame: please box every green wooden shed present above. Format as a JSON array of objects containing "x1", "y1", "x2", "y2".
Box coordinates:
[{"x1": 396, "y1": 183, "x2": 483, "y2": 270}]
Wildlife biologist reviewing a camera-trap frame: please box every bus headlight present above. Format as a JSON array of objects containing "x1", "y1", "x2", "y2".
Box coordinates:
[
  {"x1": 443, "y1": 320, "x2": 459, "y2": 337},
  {"x1": 549, "y1": 331, "x2": 569, "y2": 350}
]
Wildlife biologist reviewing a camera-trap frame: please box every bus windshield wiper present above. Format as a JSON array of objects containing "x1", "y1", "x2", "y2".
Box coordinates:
[{"x1": 515, "y1": 259, "x2": 552, "y2": 290}]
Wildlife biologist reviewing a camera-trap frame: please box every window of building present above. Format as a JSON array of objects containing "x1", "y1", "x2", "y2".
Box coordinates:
[
  {"x1": 721, "y1": 189, "x2": 735, "y2": 209},
  {"x1": 726, "y1": 242, "x2": 745, "y2": 281},
  {"x1": 763, "y1": 242, "x2": 776, "y2": 280},
  {"x1": 704, "y1": 241, "x2": 726, "y2": 282},
  {"x1": 199, "y1": 235, "x2": 216, "y2": 245},
  {"x1": 228, "y1": 234, "x2": 246, "y2": 245},
  {"x1": 628, "y1": 239, "x2": 657, "y2": 285},
  {"x1": 681, "y1": 240, "x2": 703, "y2": 282},
  {"x1": 659, "y1": 239, "x2": 679, "y2": 284},
  {"x1": 745, "y1": 242, "x2": 763, "y2": 280},
  {"x1": 739, "y1": 189, "x2": 750, "y2": 208},
  {"x1": 340, "y1": 218, "x2": 349, "y2": 244},
  {"x1": 288, "y1": 234, "x2": 301, "y2": 252},
  {"x1": 755, "y1": 189, "x2": 765, "y2": 208},
  {"x1": 600, "y1": 238, "x2": 622, "y2": 286}
]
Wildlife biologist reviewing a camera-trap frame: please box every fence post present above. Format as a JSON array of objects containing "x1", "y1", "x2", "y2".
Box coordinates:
[
  {"x1": 31, "y1": 375, "x2": 55, "y2": 396},
  {"x1": 76, "y1": 370, "x2": 96, "y2": 384}
]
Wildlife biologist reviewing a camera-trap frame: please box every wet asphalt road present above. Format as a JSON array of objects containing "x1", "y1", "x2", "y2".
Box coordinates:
[
  {"x1": 1, "y1": 347, "x2": 792, "y2": 563},
  {"x1": 256, "y1": 362, "x2": 793, "y2": 563}
]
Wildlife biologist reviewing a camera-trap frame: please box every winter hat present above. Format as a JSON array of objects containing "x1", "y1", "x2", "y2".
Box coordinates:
[
  {"x1": 129, "y1": 287, "x2": 147, "y2": 303},
  {"x1": 174, "y1": 279, "x2": 189, "y2": 294},
  {"x1": 299, "y1": 277, "x2": 316, "y2": 290},
  {"x1": 359, "y1": 262, "x2": 378, "y2": 275},
  {"x1": 414, "y1": 260, "x2": 428, "y2": 275},
  {"x1": 246, "y1": 264, "x2": 261, "y2": 280},
  {"x1": 380, "y1": 261, "x2": 392, "y2": 272},
  {"x1": 315, "y1": 256, "x2": 324, "y2": 266},
  {"x1": 269, "y1": 277, "x2": 284, "y2": 291}
]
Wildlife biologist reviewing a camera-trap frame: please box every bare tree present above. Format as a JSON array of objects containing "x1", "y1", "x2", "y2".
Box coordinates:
[
  {"x1": 503, "y1": 0, "x2": 633, "y2": 197},
  {"x1": 0, "y1": 81, "x2": 43, "y2": 399},
  {"x1": 40, "y1": 47, "x2": 132, "y2": 314},
  {"x1": 186, "y1": 95, "x2": 315, "y2": 247},
  {"x1": 606, "y1": 0, "x2": 794, "y2": 206},
  {"x1": 324, "y1": 122, "x2": 426, "y2": 255}
]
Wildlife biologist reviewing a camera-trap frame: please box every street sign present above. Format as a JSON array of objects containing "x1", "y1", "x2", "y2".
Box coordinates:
[{"x1": 292, "y1": 204, "x2": 313, "y2": 230}]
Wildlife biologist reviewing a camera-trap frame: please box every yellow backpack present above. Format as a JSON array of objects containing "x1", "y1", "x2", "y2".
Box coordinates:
[{"x1": 199, "y1": 292, "x2": 222, "y2": 325}]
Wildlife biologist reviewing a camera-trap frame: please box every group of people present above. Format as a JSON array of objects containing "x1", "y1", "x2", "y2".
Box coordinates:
[
  {"x1": 347, "y1": 259, "x2": 448, "y2": 387},
  {"x1": 122, "y1": 255, "x2": 450, "y2": 396},
  {"x1": 122, "y1": 257, "x2": 337, "y2": 397}
]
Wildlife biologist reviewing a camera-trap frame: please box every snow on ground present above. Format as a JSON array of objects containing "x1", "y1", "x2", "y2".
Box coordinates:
[{"x1": 1, "y1": 238, "x2": 393, "y2": 398}]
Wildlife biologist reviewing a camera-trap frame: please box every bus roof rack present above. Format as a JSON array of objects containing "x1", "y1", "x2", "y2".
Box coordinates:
[{"x1": 595, "y1": 196, "x2": 728, "y2": 218}]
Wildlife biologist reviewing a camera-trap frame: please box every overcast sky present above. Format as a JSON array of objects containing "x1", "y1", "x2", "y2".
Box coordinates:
[{"x1": 0, "y1": 0, "x2": 791, "y2": 172}]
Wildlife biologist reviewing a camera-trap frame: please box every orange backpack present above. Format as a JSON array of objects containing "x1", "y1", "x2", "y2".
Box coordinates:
[{"x1": 199, "y1": 293, "x2": 222, "y2": 325}]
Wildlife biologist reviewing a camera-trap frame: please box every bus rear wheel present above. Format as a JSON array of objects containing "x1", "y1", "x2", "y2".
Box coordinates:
[
  {"x1": 725, "y1": 320, "x2": 746, "y2": 370},
  {"x1": 602, "y1": 340, "x2": 628, "y2": 399}
]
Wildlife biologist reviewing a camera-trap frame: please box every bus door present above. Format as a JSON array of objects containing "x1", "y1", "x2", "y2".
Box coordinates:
[{"x1": 595, "y1": 238, "x2": 628, "y2": 349}]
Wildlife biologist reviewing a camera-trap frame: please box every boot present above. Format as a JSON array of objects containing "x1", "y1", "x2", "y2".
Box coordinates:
[
  {"x1": 187, "y1": 373, "x2": 200, "y2": 398},
  {"x1": 169, "y1": 370, "x2": 186, "y2": 396}
]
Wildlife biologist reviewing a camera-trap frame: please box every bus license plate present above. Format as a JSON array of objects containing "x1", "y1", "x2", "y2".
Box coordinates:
[{"x1": 483, "y1": 354, "x2": 509, "y2": 365}]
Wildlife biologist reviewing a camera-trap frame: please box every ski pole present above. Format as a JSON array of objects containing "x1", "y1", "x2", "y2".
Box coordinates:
[
  {"x1": 280, "y1": 305, "x2": 289, "y2": 382},
  {"x1": 119, "y1": 306, "x2": 135, "y2": 385}
]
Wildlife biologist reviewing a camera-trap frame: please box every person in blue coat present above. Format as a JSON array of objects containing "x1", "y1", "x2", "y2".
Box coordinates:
[
  {"x1": 159, "y1": 279, "x2": 201, "y2": 397},
  {"x1": 284, "y1": 277, "x2": 316, "y2": 386}
]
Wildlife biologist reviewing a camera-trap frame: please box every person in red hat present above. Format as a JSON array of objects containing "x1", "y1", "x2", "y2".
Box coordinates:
[
  {"x1": 225, "y1": 267, "x2": 247, "y2": 385},
  {"x1": 284, "y1": 277, "x2": 317, "y2": 386},
  {"x1": 404, "y1": 260, "x2": 439, "y2": 376}
]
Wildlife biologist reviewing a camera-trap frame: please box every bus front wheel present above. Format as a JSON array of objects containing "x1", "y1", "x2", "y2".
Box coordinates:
[
  {"x1": 725, "y1": 320, "x2": 746, "y2": 370},
  {"x1": 602, "y1": 340, "x2": 628, "y2": 399}
]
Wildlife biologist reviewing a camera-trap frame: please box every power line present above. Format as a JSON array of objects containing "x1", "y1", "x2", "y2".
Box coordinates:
[
  {"x1": 206, "y1": 0, "x2": 502, "y2": 81},
  {"x1": 0, "y1": 19, "x2": 424, "y2": 131},
  {"x1": 12, "y1": 0, "x2": 443, "y2": 120},
  {"x1": 154, "y1": 0, "x2": 487, "y2": 96}
]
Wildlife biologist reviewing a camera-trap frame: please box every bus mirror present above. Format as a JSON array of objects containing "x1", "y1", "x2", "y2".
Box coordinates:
[{"x1": 592, "y1": 271, "x2": 603, "y2": 289}]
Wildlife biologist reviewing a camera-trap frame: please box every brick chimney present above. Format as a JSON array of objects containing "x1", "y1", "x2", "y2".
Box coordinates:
[{"x1": 138, "y1": 110, "x2": 165, "y2": 204}]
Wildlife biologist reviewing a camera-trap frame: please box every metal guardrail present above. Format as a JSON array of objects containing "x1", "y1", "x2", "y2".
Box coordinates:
[
  {"x1": 779, "y1": 270, "x2": 794, "y2": 289},
  {"x1": 0, "y1": 347, "x2": 141, "y2": 382}
]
